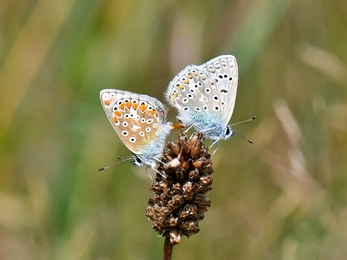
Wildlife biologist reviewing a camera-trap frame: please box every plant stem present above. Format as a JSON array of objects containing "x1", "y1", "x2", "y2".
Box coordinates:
[{"x1": 163, "y1": 237, "x2": 173, "y2": 260}]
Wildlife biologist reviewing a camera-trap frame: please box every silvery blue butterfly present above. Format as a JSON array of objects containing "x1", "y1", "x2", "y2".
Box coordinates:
[
  {"x1": 165, "y1": 55, "x2": 239, "y2": 148},
  {"x1": 100, "y1": 89, "x2": 172, "y2": 173}
]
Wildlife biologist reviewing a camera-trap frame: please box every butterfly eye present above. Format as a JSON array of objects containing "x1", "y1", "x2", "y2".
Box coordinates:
[
  {"x1": 133, "y1": 156, "x2": 142, "y2": 165},
  {"x1": 225, "y1": 126, "x2": 234, "y2": 138}
]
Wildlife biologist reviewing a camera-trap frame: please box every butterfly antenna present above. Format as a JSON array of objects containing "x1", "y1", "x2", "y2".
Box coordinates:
[
  {"x1": 230, "y1": 116, "x2": 257, "y2": 127},
  {"x1": 230, "y1": 116, "x2": 256, "y2": 144},
  {"x1": 233, "y1": 128, "x2": 253, "y2": 144},
  {"x1": 98, "y1": 156, "x2": 133, "y2": 171}
]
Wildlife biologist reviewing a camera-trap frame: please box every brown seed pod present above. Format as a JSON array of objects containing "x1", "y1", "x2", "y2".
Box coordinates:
[{"x1": 146, "y1": 132, "x2": 214, "y2": 245}]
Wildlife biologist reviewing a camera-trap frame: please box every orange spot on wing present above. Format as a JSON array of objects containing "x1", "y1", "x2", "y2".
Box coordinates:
[
  {"x1": 187, "y1": 72, "x2": 193, "y2": 79},
  {"x1": 119, "y1": 103, "x2": 125, "y2": 110},
  {"x1": 125, "y1": 101, "x2": 131, "y2": 109},
  {"x1": 113, "y1": 117, "x2": 118, "y2": 123},
  {"x1": 149, "y1": 109, "x2": 157, "y2": 115},
  {"x1": 177, "y1": 85, "x2": 184, "y2": 90},
  {"x1": 104, "y1": 100, "x2": 110, "y2": 106},
  {"x1": 132, "y1": 103, "x2": 138, "y2": 109},
  {"x1": 171, "y1": 93, "x2": 178, "y2": 102},
  {"x1": 182, "y1": 78, "x2": 189, "y2": 84},
  {"x1": 114, "y1": 110, "x2": 121, "y2": 117},
  {"x1": 139, "y1": 104, "x2": 147, "y2": 111}
]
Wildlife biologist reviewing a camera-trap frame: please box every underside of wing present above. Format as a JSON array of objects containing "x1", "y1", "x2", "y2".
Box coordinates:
[
  {"x1": 100, "y1": 90, "x2": 169, "y2": 156},
  {"x1": 166, "y1": 55, "x2": 238, "y2": 127},
  {"x1": 200, "y1": 55, "x2": 238, "y2": 124}
]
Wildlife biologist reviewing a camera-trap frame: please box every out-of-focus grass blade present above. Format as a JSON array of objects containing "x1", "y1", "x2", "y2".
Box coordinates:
[{"x1": 223, "y1": 0, "x2": 292, "y2": 71}]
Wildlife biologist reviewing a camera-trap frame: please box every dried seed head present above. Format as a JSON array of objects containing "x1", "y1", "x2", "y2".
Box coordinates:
[
  {"x1": 167, "y1": 141, "x2": 180, "y2": 156},
  {"x1": 146, "y1": 132, "x2": 214, "y2": 245}
]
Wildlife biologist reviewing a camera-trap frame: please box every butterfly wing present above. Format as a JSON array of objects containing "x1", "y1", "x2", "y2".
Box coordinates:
[
  {"x1": 165, "y1": 55, "x2": 238, "y2": 128},
  {"x1": 201, "y1": 55, "x2": 238, "y2": 124},
  {"x1": 100, "y1": 89, "x2": 170, "y2": 156}
]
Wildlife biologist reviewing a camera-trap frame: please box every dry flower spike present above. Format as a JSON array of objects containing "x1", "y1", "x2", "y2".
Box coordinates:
[{"x1": 146, "y1": 132, "x2": 214, "y2": 245}]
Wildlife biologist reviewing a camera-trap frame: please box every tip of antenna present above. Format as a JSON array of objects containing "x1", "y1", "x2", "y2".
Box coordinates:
[
  {"x1": 98, "y1": 167, "x2": 105, "y2": 171},
  {"x1": 248, "y1": 140, "x2": 254, "y2": 144},
  {"x1": 252, "y1": 116, "x2": 257, "y2": 120}
]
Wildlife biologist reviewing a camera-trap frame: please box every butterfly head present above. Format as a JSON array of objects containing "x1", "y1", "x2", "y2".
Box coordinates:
[
  {"x1": 224, "y1": 125, "x2": 235, "y2": 140},
  {"x1": 131, "y1": 154, "x2": 145, "y2": 167}
]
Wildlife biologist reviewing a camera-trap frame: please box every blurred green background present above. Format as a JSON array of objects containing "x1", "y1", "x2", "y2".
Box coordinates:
[{"x1": 1, "y1": 0, "x2": 346, "y2": 259}]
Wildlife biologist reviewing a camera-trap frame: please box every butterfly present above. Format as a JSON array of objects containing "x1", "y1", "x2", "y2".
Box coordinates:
[
  {"x1": 100, "y1": 89, "x2": 172, "y2": 174},
  {"x1": 165, "y1": 55, "x2": 239, "y2": 149}
]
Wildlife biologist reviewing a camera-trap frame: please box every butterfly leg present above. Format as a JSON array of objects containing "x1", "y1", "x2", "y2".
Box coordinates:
[
  {"x1": 149, "y1": 163, "x2": 167, "y2": 179},
  {"x1": 145, "y1": 166, "x2": 154, "y2": 182},
  {"x1": 209, "y1": 139, "x2": 220, "y2": 155},
  {"x1": 184, "y1": 125, "x2": 194, "y2": 134},
  {"x1": 153, "y1": 157, "x2": 168, "y2": 168}
]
